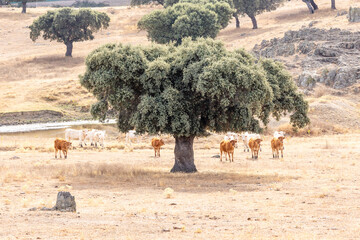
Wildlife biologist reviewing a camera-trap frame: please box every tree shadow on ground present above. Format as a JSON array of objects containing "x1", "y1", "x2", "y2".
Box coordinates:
[{"x1": 36, "y1": 162, "x2": 295, "y2": 193}]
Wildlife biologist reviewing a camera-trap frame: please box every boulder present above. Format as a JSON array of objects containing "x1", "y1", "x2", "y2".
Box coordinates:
[
  {"x1": 53, "y1": 191, "x2": 76, "y2": 212},
  {"x1": 348, "y1": 7, "x2": 360, "y2": 22},
  {"x1": 298, "y1": 71, "x2": 318, "y2": 89},
  {"x1": 297, "y1": 41, "x2": 316, "y2": 54}
]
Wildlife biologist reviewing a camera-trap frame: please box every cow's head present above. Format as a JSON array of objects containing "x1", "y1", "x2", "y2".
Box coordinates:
[
  {"x1": 65, "y1": 141, "x2": 72, "y2": 148},
  {"x1": 230, "y1": 140, "x2": 237, "y2": 147},
  {"x1": 159, "y1": 139, "x2": 165, "y2": 146}
]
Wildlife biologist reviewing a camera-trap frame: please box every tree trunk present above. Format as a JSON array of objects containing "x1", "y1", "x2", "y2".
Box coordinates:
[
  {"x1": 331, "y1": 0, "x2": 336, "y2": 9},
  {"x1": 303, "y1": 0, "x2": 314, "y2": 14},
  {"x1": 309, "y1": 0, "x2": 318, "y2": 10},
  {"x1": 170, "y1": 136, "x2": 197, "y2": 173},
  {"x1": 248, "y1": 14, "x2": 258, "y2": 29},
  {"x1": 234, "y1": 14, "x2": 240, "y2": 28},
  {"x1": 21, "y1": 1, "x2": 26, "y2": 14},
  {"x1": 65, "y1": 42, "x2": 73, "y2": 57}
]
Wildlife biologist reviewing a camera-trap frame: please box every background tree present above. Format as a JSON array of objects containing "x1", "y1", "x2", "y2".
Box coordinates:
[
  {"x1": 80, "y1": 38, "x2": 309, "y2": 173},
  {"x1": 29, "y1": 8, "x2": 110, "y2": 57},
  {"x1": 138, "y1": 1, "x2": 233, "y2": 44},
  {"x1": 8, "y1": 0, "x2": 45, "y2": 14},
  {"x1": 233, "y1": 0, "x2": 285, "y2": 29},
  {"x1": 130, "y1": 0, "x2": 165, "y2": 6}
]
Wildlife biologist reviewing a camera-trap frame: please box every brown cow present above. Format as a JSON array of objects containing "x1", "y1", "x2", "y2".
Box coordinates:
[
  {"x1": 248, "y1": 138, "x2": 262, "y2": 159},
  {"x1": 220, "y1": 140, "x2": 237, "y2": 162},
  {"x1": 151, "y1": 137, "x2": 165, "y2": 157},
  {"x1": 54, "y1": 138, "x2": 72, "y2": 159},
  {"x1": 271, "y1": 136, "x2": 284, "y2": 158}
]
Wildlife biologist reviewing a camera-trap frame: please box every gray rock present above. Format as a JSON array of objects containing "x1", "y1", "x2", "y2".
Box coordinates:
[
  {"x1": 314, "y1": 47, "x2": 338, "y2": 57},
  {"x1": 297, "y1": 41, "x2": 316, "y2": 54},
  {"x1": 308, "y1": 21, "x2": 319, "y2": 27},
  {"x1": 276, "y1": 43, "x2": 295, "y2": 56},
  {"x1": 348, "y1": 7, "x2": 360, "y2": 22},
  {"x1": 53, "y1": 192, "x2": 76, "y2": 212},
  {"x1": 336, "y1": 10, "x2": 348, "y2": 17},
  {"x1": 212, "y1": 154, "x2": 220, "y2": 158},
  {"x1": 40, "y1": 192, "x2": 76, "y2": 212},
  {"x1": 333, "y1": 67, "x2": 360, "y2": 89},
  {"x1": 298, "y1": 71, "x2": 318, "y2": 89}
]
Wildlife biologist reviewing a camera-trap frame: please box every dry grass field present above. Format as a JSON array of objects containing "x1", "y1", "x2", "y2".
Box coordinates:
[
  {"x1": 1, "y1": 0, "x2": 360, "y2": 124},
  {"x1": 1, "y1": 131, "x2": 360, "y2": 239}
]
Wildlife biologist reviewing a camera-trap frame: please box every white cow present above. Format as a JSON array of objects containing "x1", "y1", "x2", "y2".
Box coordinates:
[
  {"x1": 274, "y1": 131, "x2": 285, "y2": 138},
  {"x1": 85, "y1": 129, "x2": 106, "y2": 147},
  {"x1": 224, "y1": 132, "x2": 239, "y2": 148},
  {"x1": 93, "y1": 130, "x2": 106, "y2": 147},
  {"x1": 65, "y1": 129, "x2": 88, "y2": 147},
  {"x1": 241, "y1": 132, "x2": 261, "y2": 152},
  {"x1": 84, "y1": 129, "x2": 97, "y2": 146},
  {"x1": 125, "y1": 130, "x2": 141, "y2": 145}
]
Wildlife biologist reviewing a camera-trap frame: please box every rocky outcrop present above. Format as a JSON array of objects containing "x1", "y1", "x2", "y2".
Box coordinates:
[
  {"x1": 349, "y1": 7, "x2": 360, "y2": 22},
  {"x1": 253, "y1": 28, "x2": 360, "y2": 90}
]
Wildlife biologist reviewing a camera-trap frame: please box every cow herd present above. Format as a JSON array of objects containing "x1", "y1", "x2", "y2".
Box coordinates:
[
  {"x1": 220, "y1": 131, "x2": 286, "y2": 162},
  {"x1": 53, "y1": 128, "x2": 285, "y2": 161}
]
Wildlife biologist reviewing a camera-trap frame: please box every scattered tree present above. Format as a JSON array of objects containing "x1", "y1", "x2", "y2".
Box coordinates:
[
  {"x1": 138, "y1": 1, "x2": 233, "y2": 44},
  {"x1": 29, "y1": 8, "x2": 110, "y2": 57},
  {"x1": 233, "y1": 0, "x2": 285, "y2": 29},
  {"x1": 130, "y1": 0, "x2": 165, "y2": 6},
  {"x1": 80, "y1": 38, "x2": 309, "y2": 173},
  {"x1": 8, "y1": 0, "x2": 45, "y2": 14}
]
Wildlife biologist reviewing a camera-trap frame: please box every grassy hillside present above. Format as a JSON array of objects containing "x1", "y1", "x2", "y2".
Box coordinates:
[{"x1": 0, "y1": 0, "x2": 359, "y2": 130}]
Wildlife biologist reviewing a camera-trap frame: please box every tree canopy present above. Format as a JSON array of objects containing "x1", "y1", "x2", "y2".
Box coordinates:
[
  {"x1": 29, "y1": 8, "x2": 110, "y2": 57},
  {"x1": 130, "y1": 0, "x2": 164, "y2": 6},
  {"x1": 80, "y1": 38, "x2": 309, "y2": 172},
  {"x1": 138, "y1": 1, "x2": 234, "y2": 44}
]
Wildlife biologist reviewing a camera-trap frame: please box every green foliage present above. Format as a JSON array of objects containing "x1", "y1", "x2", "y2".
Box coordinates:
[
  {"x1": 138, "y1": 1, "x2": 233, "y2": 44},
  {"x1": 80, "y1": 38, "x2": 309, "y2": 137},
  {"x1": 71, "y1": 0, "x2": 110, "y2": 8},
  {"x1": 130, "y1": 0, "x2": 165, "y2": 6},
  {"x1": 29, "y1": 8, "x2": 110, "y2": 55}
]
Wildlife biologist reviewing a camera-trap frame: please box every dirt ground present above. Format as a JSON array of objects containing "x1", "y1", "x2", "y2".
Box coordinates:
[{"x1": 1, "y1": 133, "x2": 360, "y2": 239}]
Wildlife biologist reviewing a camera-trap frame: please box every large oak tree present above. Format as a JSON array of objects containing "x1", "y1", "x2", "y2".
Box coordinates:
[
  {"x1": 29, "y1": 8, "x2": 110, "y2": 57},
  {"x1": 80, "y1": 38, "x2": 309, "y2": 173}
]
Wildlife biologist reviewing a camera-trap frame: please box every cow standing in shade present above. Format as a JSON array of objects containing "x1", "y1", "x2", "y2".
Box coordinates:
[
  {"x1": 151, "y1": 137, "x2": 165, "y2": 157},
  {"x1": 220, "y1": 139, "x2": 237, "y2": 162}
]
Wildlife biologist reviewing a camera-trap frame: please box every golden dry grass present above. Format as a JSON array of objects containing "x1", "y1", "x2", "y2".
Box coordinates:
[
  {"x1": 1, "y1": 133, "x2": 360, "y2": 239},
  {"x1": 1, "y1": 0, "x2": 360, "y2": 120}
]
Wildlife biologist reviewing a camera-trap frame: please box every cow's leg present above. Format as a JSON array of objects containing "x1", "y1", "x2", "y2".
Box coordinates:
[
  {"x1": 220, "y1": 150, "x2": 223, "y2": 161},
  {"x1": 158, "y1": 149, "x2": 161, "y2": 157},
  {"x1": 64, "y1": 150, "x2": 67, "y2": 159},
  {"x1": 154, "y1": 148, "x2": 157, "y2": 157},
  {"x1": 281, "y1": 149, "x2": 283, "y2": 158},
  {"x1": 59, "y1": 150, "x2": 62, "y2": 158},
  {"x1": 55, "y1": 148, "x2": 58, "y2": 158}
]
